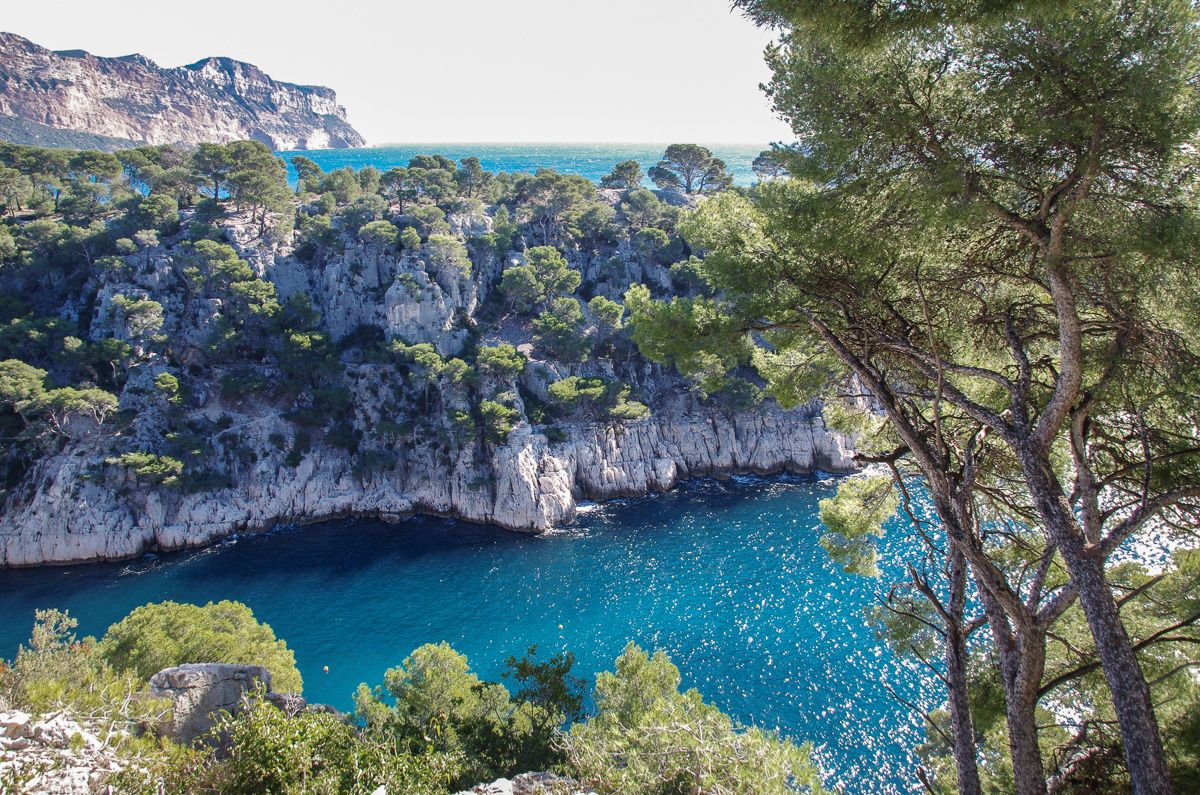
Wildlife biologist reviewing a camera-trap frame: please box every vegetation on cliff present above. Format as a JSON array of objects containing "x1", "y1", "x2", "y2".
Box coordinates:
[{"x1": 0, "y1": 138, "x2": 778, "y2": 546}]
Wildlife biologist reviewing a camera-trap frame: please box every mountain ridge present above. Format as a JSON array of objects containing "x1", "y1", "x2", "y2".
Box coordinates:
[{"x1": 0, "y1": 32, "x2": 366, "y2": 150}]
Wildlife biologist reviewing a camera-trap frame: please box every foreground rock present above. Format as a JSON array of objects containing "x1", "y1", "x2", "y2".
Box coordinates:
[
  {"x1": 455, "y1": 772, "x2": 598, "y2": 795},
  {"x1": 0, "y1": 709, "x2": 123, "y2": 794},
  {"x1": 149, "y1": 662, "x2": 312, "y2": 746}
]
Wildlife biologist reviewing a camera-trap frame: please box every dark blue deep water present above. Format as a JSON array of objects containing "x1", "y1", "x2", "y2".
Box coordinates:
[
  {"x1": 0, "y1": 475, "x2": 931, "y2": 793},
  {"x1": 276, "y1": 143, "x2": 765, "y2": 187}
]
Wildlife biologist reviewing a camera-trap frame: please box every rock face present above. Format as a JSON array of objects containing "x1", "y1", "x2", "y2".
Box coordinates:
[
  {"x1": 0, "y1": 33, "x2": 366, "y2": 150},
  {"x1": 0, "y1": 196, "x2": 857, "y2": 568},
  {"x1": 148, "y1": 663, "x2": 272, "y2": 746},
  {"x1": 0, "y1": 400, "x2": 853, "y2": 567}
]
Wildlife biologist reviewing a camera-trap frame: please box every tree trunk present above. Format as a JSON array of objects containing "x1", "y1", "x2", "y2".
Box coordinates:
[
  {"x1": 976, "y1": 578, "x2": 1048, "y2": 795},
  {"x1": 945, "y1": 548, "x2": 984, "y2": 795},
  {"x1": 1006, "y1": 637, "x2": 1048, "y2": 795},
  {"x1": 1019, "y1": 450, "x2": 1172, "y2": 794}
]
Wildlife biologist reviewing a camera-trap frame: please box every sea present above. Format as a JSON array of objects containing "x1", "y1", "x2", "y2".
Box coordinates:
[
  {"x1": 274, "y1": 142, "x2": 766, "y2": 187},
  {"x1": 0, "y1": 474, "x2": 932, "y2": 794}
]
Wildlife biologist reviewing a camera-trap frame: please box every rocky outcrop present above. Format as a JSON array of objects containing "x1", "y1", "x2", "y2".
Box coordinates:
[
  {"x1": 0, "y1": 33, "x2": 365, "y2": 150},
  {"x1": 0, "y1": 400, "x2": 853, "y2": 567},
  {"x1": 148, "y1": 663, "x2": 273, "y2": 746},
  {"x1": 0, "y1": 710, "x2": 123, "y2": 794}
]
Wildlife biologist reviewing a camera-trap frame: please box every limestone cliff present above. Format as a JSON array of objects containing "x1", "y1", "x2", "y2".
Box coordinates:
[
  {"x1": 0, "y1": 33, "x2": 365, "y2": 150},
  {"x1": 0, "y1": 184, "x2": 854, "y2": 568}
]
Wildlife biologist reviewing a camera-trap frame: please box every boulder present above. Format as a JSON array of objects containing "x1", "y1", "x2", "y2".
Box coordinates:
[{"x1": 149, "y1": 663, "x2": 271, "y2": 746}]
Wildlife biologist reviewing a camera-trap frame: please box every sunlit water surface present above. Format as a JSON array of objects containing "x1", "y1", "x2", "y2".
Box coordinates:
[{"x1": 0, "y1": 474, "x2": 932, "y2": 793}]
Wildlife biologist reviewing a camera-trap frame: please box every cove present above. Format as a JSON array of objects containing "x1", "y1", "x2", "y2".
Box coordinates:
[{"x1": 0, "y1": 474, "x2": 931, "y2": 794}]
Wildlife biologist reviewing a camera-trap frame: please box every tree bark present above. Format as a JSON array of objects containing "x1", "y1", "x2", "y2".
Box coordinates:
[
  {"x1": 1019, "y1": 450, "x2": 1172, "y2": 795},
  {"x1": 944, "y1": 547, "x2": 984, "y2": 795}
]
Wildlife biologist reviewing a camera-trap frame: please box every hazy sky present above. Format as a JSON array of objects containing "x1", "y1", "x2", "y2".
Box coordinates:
[{"x1": 5, "y1": 0, "x2": 792, "y2": 145}]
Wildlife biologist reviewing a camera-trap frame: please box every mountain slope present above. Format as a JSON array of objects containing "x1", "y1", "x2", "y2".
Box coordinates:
[{"x1": 0, "y1": 33, "x2": 366, "y2": 150}]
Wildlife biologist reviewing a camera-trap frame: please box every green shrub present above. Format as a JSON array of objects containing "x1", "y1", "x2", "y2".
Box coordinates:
[
  {"x1": 565, "y1": 643, "x2": 824, "y2": 794},
  {"x1": 105, "y1": 452, "x2": 183, "y2": 485},
  {"x1": 0, "y1": 610, "x2": 168, "y2": 725},
  {"x1": 153, "y1": 372, "x2": 181, "y2": 404},
  {"x1": 480, "y1": 399, "x2": 521, "y2": 443},
  {"x1": 354, "y1": 642, "x2": 582, "y2": 788},
  {"x1": 532, "y1": 297, "x2": 590, "y2": 362},
  {"x1": 97, "y1": 600, "x2": 303, "y2": 693},
  {"x1": 476, "y1": 344, "x2": 526, "y2": 380}
]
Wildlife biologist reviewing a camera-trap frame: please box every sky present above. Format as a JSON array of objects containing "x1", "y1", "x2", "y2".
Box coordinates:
[{"x1": 4, "y1": 0, "x2": 793, "y2": 145}]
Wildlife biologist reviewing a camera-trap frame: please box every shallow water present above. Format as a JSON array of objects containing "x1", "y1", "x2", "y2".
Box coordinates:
[
  {"x1": 276, "y1": 142, "x2": 766, "y2": 187},
  {"x1": 0, "y1": 474, "x2": 930, "y2": 793}
]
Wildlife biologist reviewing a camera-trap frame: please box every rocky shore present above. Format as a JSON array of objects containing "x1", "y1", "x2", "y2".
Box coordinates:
[{"x1": 0, "y1": 403, "x2": 853, "y2": 567}]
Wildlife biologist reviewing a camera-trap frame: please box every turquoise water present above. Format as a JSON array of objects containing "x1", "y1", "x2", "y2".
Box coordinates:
[
  {"x1": 0, "y1": 475, "x2": 929, "y2": 793},
  {"x1": 276, "y1": 143, "x2": 765, "y2": 187}
]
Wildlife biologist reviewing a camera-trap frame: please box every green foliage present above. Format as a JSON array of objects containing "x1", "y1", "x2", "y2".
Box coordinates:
[
  {"x1": 355, "y1": 642, "x2": 585, "y2": 787},
  {"x1": 154, "y1": 372, "x2": 181, "y2": 404},
  {"x1": 587, "y1": 296, "x2": 625, "y2": 339},
  {"x1": 105, "y1": 451, "x2": 184, "y2": 485},
  {"x1": 399, "y1": 225, "x2": 422, "y2": 250},
  {"x1": 171, "y1": 691, "x2": 463, "y2": 795},
  {"x1": 37, "y1": 386, "x2": 120, "y2": 433},
  {"x1": 632, "y1": 227, "x2": 670, "y2": 259},
  {"x1": 0, "y1": 609, "x2": 168, "y2": 725},
  {"x1": 817, "y1": 476, "x2": 899, "y2": 577},
  {"x1": 490, "y1": 204, "x2": 519, "y2": 254},
  {"x1": 425, "y1": 234, "x2": 472, "y2": 278},
  {"x1": 526, "y1": 246, "x2": 581, "y2": 297},
  {"x1": 499, "y1": 265, "x2": 545, "y2": 313},
  {"x1": 532, "y1": 297, "x2": 590, "y2": 363},
  {"x1": 648, "y1": 144, "x2": 734, "y2": 194},
  {"x1": 548, "y1": 376, "x2": 607, "y2": 407},
  {"x1": 358, "y1": 219, "x2": 399, "y2": 249},
  {"x1": 476, "y1": 344, "x2": 526, "y2": 380},
  {"x1": 600, "y1": 159, "x2": 645, "y2": 190},
  {"x1": 565, "y1": 642, "x2": 824, "y2": 794},
  {"x1": 97, "y1": 600, "x2": 303, "y2": 693},
  {"x1": 480, "y1": 399, "x2": 522, "y2": 443},
  {"x1": 0, "y1": 358, "x2": 46, "y2": 419},
  {"x1": 110, "y1": 294, "x2": 164, "y2": 339},
  {"x1": 625, "y1": 283, "x2": 753, "y2": 395},
  {"x1": 548, "y1": 376, "x2": 649, "y2": 421}
]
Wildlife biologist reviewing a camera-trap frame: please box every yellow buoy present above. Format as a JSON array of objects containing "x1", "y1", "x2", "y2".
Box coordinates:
[{"x1": 323, "y1": 665, "x2": 329, "y2": 673}]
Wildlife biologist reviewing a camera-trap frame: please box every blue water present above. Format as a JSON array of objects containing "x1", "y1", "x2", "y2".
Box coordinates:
[
  {"x1": 276, "y1": 142, "x2": 765, "y2": 188},
  {"x1": 0, "y1": 475, "x2": 930, "y2": 793}
]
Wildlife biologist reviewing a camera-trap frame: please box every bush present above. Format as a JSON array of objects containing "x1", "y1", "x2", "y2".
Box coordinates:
[
  {"x1": 97, "y1": 600, "x2": 303, "y2": 692},
  {"x1": 476, "y1": 344, "x2": 526, "y2": 380},
  {"x1": 480, "y1": 399, "x2": 521, "y2": 443},
  {"x1": 198, "y1": 694, "x2": 463, "y2": 795},
  {"x1": 548, "y1": 377, "x2": 649, "y2": 421},
  {"x1": 105, "y1": 451, "x2": 183, "y2": 485},
  {"x1": 354, "y1": 642, "x2": 583, "y2": 788},
  {"x1": 0, "y1": 609, "x2": 168, "y2": 724},
  {"x1": 565, "y1": 643, "x2": 823, "y2": 795},
  {"x1": 532, "y1": 297, "x2": 590, "y2": 362}
]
